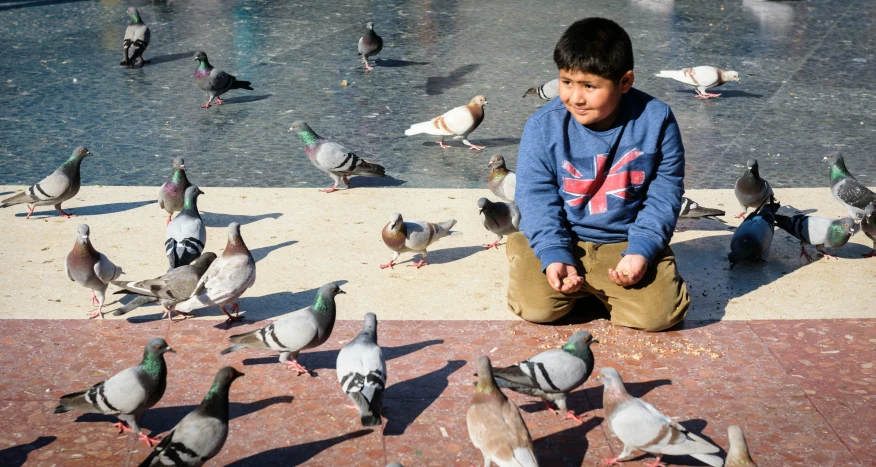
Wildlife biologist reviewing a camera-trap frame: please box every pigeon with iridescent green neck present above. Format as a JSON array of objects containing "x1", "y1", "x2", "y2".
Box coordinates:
[
  {"x1": 138, "y1": 366, "x2": 243, "y2": 467},
  {"x1": 120, "y1": 7, "x2": 150, "y2": 67},
  {"x1": 289, "y1": 121, "x2": 386, "y2": 193},
  {"x1": 166, "y1": 186, "x2": 206, "y2": 270},
  {"x1": 55, "y1": 337, "x2": 174, "y2": 447},
  {"x1": 775, "y1": 213, "x2": 855, "y2": 261},
  {"x1": 66, "y1": 224, "x2": 123, "y2": 319},
  {"x1": 219, "y1": 282, "x2": 345, "y2": 376},
  {"x1": 861, "y1": 202, "x2": 876, "y2": 258},
  {"x1": 824, "y1": 153, "x2": 876, "y2": 220},
  {"x1": 158, "y1": 157, "x2": 192, "y2": 225},
  {"x1": 488, "y1": 330, "x2": 597, "y2": 422},
  {"x1": 193, "y1": 51, "x2": 253, "y2": 108},
  {"x1": 1, "y1": 146, "x2": 92, "y2": 219}
]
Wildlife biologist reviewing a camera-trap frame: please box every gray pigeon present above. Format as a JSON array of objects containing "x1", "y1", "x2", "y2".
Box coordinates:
[
  {"x1": 489, "y1": 331, "x2": 597, "y2": 422},
  {"x1": 679, "y1": 196, "x2": 726, "y2": 223},
  {"x1": 478, "y1": 198, "x2": 520, "y2": 249},
  {"x1": 861, "y1": 202, "x2": 876, "y2": 257},
  {"x1": 824, "y1": 153, "x2": 876, "y2": 220},
  {"x1": 467, "y1": 356, "x2": 539, "y2": 467},
  {"x1": 290, "y1": 121, "x2": 386, "y2": 193},
  {"x1": 54, "y1": 337, "x2": 174, "y2": 447},
  {"x1": 137, "y1": 366, "x2": 243, "y2": 467},
  {"x1": 175, "y1": 222, "x2": 256, "y2": 325},
  {"x1": 158, "y1": 157, "x2": 192, "y2": 225},
  {"x1": 337, "y1": 312, "x2": 386, "y2": 427},
  {"x1": 1, "y1": 146, "x2": 92, "y2": 219},
  {"x1": 385, "y1": 464, "x2": 404, "y2": 467},
  {"x1": 65, "y1": 224, "x2": 124, "y2": 319},
  {"x1": 380, "y1": 213, "x2": 457, "y2": 269},
  {"x1": 405, "y1": 96, "x2": 488, "y2": 150},
  {"x1": 725, "y1": 425, "x2": 757, "y2": 467},
  {"x1": 166, "y1": 186, "x2": 206, "y2": 270},
  {"x1": 734, "y1": 159, "x2": 773, "y2": 218},
  {"x1": 111, "y1": 252, "x2": 217, "y2": 320},
  {"x1": 775, "y1": 213, "x2": 855, "y2": 261},
  {"x1": 596, "y1": 367, "x2": 722, "y2": 467},
  {"x1": 523, "y1": 78, "x2": 558, "y2": 100},
  {"x1": 729, "y1": 200, "x2": 779, "y2": 269},
  {"x1": 487, "y1": 155, "x2": 516, "y2": 202},
  {"x1": 357, "y1": 22, "x2": 383, "y2": 71},
  {"x1": 220, "y1": 282, "x2": 344, "y2": 375},
  {"x1": 193, "y1": 51, "x2": 253, "y2": 108},
  {"x1": 120, "y1": 7, "x2": 150, "y2": 67}
]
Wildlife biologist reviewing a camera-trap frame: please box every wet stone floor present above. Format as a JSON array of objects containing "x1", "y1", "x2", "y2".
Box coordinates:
[
  {"x1": 0, "y1": 0, "x2": 874, "y2": 189},
  {"x1": 0, "y1": 318, "x2": 872, "y2": 466}
]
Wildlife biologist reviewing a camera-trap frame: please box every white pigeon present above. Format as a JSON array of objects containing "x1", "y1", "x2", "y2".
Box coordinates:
[
  {"x1": 405, "y1": 95, "x2": 487, "y2": 150},
  {"x1": 655, "y1": 66, "x2": 739, "y2": 99},
  {"x1": 597, "y1": 367, "x2": 723, "y2": 467}
]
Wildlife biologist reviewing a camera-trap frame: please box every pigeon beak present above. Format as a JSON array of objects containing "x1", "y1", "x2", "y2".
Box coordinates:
[
  {"x1": 236, "y1": 371, "x2": 245, "y2": 378},
  {"x1": 595, "y1": 375, "x2": 602, "y2": 382},
  {"x1": 336, "y1": 288, "x2": 346, "y2": 295},
  {"x1": 198, "y1": 188, "x2": 205, "y2": 195},
  {"x1": 165, "y1": 347, "x2": 176, "y2": 354},
  {"x1": 478, "y1": 208, "x2": 484, "y2": 215},
  {"x1": 592, "y1": 338, "x2": 599, "y2": 344},
  {"x1": 822, "y1": 156, "x2": 829, "y2": 162}
]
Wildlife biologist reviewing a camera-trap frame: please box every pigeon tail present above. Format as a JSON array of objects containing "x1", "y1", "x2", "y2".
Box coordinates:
[
  {"x1": 405, "y1": 120, "x2": 453, "y2": 136},
  {"x1": 0, "y1": 191, "x2": 31, "y2": 207},
  {"x1": 231, "y1": 80, "x2": 253, "y2": 91},
  {"x1": 351, "y1": 159, "x2": 386, "y2": 177},
  {"x1": 360, "y1": 413, "x2": 381, "y2": 427},
  {"x1": 227, "y1": 328, "x2": 269, "y2": 349},
  {"x1": 54, "y1": 390, "x2": 90, "y2": 414},
  {"x1": 219, "y1": 344, "x2": 248, "y2": 355},
  {"x1": 110, "y1": 296, "x2": 158, "y2": 316},
  {"x1": 691, "y1": 453, "x2": 724, "y2": 467},
  {"x1": 654, "y1": 70, "x2": 685, "y2": 79}
]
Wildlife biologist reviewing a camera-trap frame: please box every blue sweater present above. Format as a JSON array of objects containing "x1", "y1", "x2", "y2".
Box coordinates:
[{"x1": 516, "y1": 88, "x2": 685, "y2": 271}]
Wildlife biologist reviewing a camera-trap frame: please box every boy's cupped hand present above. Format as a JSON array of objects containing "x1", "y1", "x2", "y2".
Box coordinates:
[
  {"x1": 546, "y1": 262, "x2": 584, "y2": 294},
  {"x1": 608, "y1": 254, "x2": 648, "y2": 287}
]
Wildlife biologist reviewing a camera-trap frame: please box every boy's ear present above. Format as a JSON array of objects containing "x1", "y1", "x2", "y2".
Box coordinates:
[{"x1": 618, "y1": 70, "x2": 635, "y2": 94}]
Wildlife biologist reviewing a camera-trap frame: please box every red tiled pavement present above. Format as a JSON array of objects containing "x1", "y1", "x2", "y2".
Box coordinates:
[{"x1": 0, "y1": 318, "x2": 872, "y2": 466}]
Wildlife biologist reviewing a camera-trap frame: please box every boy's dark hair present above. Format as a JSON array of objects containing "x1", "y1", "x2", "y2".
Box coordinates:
[{"x1": 553, "y1": 17, "x2": 634, "y2": 82}]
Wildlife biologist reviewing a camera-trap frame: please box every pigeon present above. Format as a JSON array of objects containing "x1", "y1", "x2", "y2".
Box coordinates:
[
  {"x1": 120, "y1": 7, "x2": 150, "y2": 67},
  {"x1": 654, "y1": 66, "x2": 739, "y2": 99},
  {"x1": 596, "y1": 367, "x2": 723, "y2": 467},
  {"x1": 289, "y1": 121, "x2": 386, "y2": 193},
  {"x1": 728, "y1": 200, "x2": 779, "y2": 269},
  {"x1": 337, "y1": 312, "x2": 386, "y2": 427},
  {"x1": 357, "y1": 22, "x2": 383, "y2": 71},
  {"x1": 861, "y1": 202, "x2": 876, "y2": 258},
  {"x1": 65, "y1": 224, "x2": 124, "y2": 319},
  {"x1": 193, "y1": 51, "x2": 253, "y2": 108},
  {"x1": 467, "y1": 356, "x2": 539, "y2": 467},
  {"x1": 1, "y1": 146, "x2": 92, "y2": 219},
  {"x1": 725, "y1": 425, "x2": 758, "y2": 467},
  {"x1": 166, "y1": 186, "x2": 206, "y2": 270},
  {"x1": 137, "y1": 366, "x2": 243, "y2": 467},
  {"x1": 775, "y1": 213, "x2": 855, "y2": 261},
  {"x1": 405, "y1": 95, "x2": 488, "y2": 150},
  {"x1": 488, "y1": 155, "x2": 516, "y2": 202},
  {"x1": 734, "y1": 159, "x2": 773, "y2": 218},
  {"x1": 111, "y1": 252, "x2": 217, "y2": 320},
  {"x1": 380, "y1": 212, "x2": 457, "y2": 269},
  {"x1": 54, "y1": 337, "x2": 174, "y2": 447},
  {"x1": 478, "y1": 198, "x2": 520, "y2": 249},
  {"x1": 175, "y1": 222, "x2": 256, "y2": 325},
  {"x1": 523, "y1": 78, "x2": 558, "y2": 100},
  {"x1": 385, "y1": 464, "x2": 404, "y2": 467},
  {"x1": 679, "y1": 196, "x2": 726, "y2": 223},
  {"x1": 158, "y1": 157, "x2": 193, "y2": 225},
  {"x1": 824, "y1": 153, "x2": 876, "y2": 220},
  {"x1": 488, "y1": 331, "x2": 597, "y2": 422},
  {"x1": 219, "y1": 282, "x2": 344, "y2": 375}
]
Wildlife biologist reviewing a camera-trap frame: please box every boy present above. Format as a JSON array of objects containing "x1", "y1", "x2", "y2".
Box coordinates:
[{"x1": 508, "y1": 17, "x2": 689, "y2": 331}]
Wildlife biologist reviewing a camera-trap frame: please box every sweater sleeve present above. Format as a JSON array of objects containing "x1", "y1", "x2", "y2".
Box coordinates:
[
  {"x1": 623, "y1": 109, "x2": 685, "y2": 264},
  {"x1": 516, "y1": 117, "x2": 577, "y2": 271}
]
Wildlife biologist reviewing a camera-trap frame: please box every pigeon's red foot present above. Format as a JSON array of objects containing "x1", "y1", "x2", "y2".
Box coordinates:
[
  {"x1": 320, "y1": 186, "x2": 339, "y2": 193},
  {"x1": 214, "y1": 98, "x2": 223, "y2": 105},
  {"x1": 200, "y1": 103, "x2": 211, "y2": 109},
  {"x1": 26, "y1": 205, "x2": 36, "y2": 219},
  {"x1": 542, "y1": 400, "x2": 559, "y2": 415},
  {"x1": 735, "y1": 211, "x2": 746, "y2": 219},
  {"x1": 112, "y1": 421, "x2": 135, "y2": 434},
  {"x1": 862, "y1": 249, "x2": 876, "y2": 258},
  {"x1": 642, "y1": 458, "x2": 667, "y2": 467},
  {"x1": 408, "y1": 259, "x2": 428, "y2": 269},
  {"x1": 799, "y1": 245, "x2": 813, "y2": 263},
  {"x1": 468, "y1": 144, "x2": 485, "y2": 151},
  {"x1": 57, "y1": 209, "x2": 76, "y2": 218},
  {"x1": 166, "y1": 215, "x2": 172, "y2": 226},
  {"x1": 379, "y1": 260, "x2": 395, "y2": 269},
  {"x1": 600, "y1": 456, "x2": 623, "y2": 466},
  {"x1": 138, "y1": 432, "x2": 160, "y2": 447},
  {"x1": 696, "y1": 91, "x2": 721, "y2": 99},
  {"x1": 342, "y1": 175, "x2": 350, "y2": 186},
  {"x1": 563, "y1": 410, "x2": 588, "y2": 423},
  {"x1": 483, "y1": 240, "x2": 500, "y2": 249},
  {"x1": 91, "y1": 291, "x2": 99, "y2": 306},
  {"x1": 285, "y1": 360, "x2": 310, "y2": 376},
  {"x1": 364, "y1": 63, "x2": 374, "y2": 71},
  {"x1": 818, "y1": 253, "x2": 838, "y2": 260},
  {"x1": 438, "y1": 141, "x2": 451, "y2": 149},
  {"x1": 88, "y1": 310, "x2": 103, "y2": 319}
]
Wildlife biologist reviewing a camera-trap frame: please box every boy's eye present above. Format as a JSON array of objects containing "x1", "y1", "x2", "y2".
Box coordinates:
[{"x1": 585, "y1": 84, "x2": 595, "y2": 90}]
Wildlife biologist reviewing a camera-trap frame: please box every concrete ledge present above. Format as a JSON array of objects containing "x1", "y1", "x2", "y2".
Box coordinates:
[{"x1": 0, "y1": 185, "x2": 873, "y2": 321}]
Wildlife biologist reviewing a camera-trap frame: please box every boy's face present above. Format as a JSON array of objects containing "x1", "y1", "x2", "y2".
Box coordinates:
[{"x1": 558, "y1": 69, "x2": 634, "y2": 131}]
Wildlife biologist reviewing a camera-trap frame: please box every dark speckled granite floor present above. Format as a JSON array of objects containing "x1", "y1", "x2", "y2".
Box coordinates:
[
  {"x1": 0, "y1": 318, "x2": 872, "y2": 466},
  {"x1": 0, "y1": 0, "x2": 874, "y2": 189}
]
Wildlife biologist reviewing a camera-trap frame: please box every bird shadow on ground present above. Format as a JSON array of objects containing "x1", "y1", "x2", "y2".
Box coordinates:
[
  {"x1": 347, "y1": 174, "x2": 407, "y2": 188},
  {"x1": 423, "y1": 64, "x2": 480, "y2": 95},
  {"x1": 220, "y1": 94, "x2": 273, "y2": 105},
  {"x1": 419, "y1": 136, "x2": 520, "y2": 149},
  {"x1": 0, "y1": 436, "x2": 56, "y2": 467},
  {"x1": 224, "y1": 429, "x2": 373, "y2": 466},
  {"x1": 375, "y1": 58, "x2": 430, "y2": 67},
  {"x1": 413, "y1": 245, "x2": 485, "y2": 266},
  {"x1": 200, "y1": 211, "x2": 283, "y2": 227},
  {"x1": 621, "y1": 418, "x2": 725, "y2": 466},
  {"x1": 674, "y1": 89, "x2": 763, "y2": 99},
  {"x1": 247, "y1": 338, "x2": 446, "y2": 372},
  {"x1": 383, "y1": 360, "x2": 467, "y2": 436},
  {"x1": 533, "y1": 415, "x2": 603, "y2": 466},
  {"x1": 17, "y1": 200, "x2": 155, "y2": 218},
  {"x1": 675, "y1": 218, "x2": 734, "y2": 232},
  {"x1": 0, "y1": 190, "x2": 13, "y2": 196},
  {"x1": 148, "y1": 51, "x2": 197, "y2": 66},
  {"x1": 250, "y1": 240, "x2": 297, "y2": 263}
]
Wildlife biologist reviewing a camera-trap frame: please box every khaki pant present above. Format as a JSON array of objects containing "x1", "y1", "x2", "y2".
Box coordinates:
[{"x1": 506, "y1": 232, "x2": 689, "y2": 331}]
